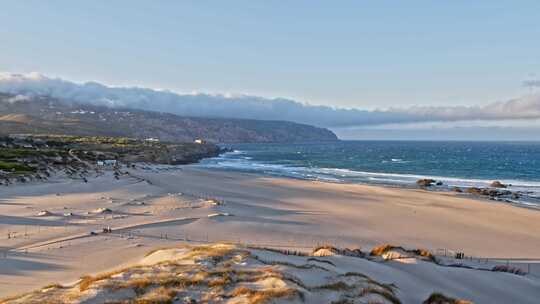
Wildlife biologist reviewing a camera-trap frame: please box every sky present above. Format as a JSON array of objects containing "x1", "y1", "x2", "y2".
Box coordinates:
[{"x1": 1, "y1": 1, "x2": 540, "y2": 140}]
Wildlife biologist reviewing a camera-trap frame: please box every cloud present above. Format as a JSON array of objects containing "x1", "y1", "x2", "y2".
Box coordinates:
[{"x1": 1, "y1": 72, "x2": 539, "y2": 128}]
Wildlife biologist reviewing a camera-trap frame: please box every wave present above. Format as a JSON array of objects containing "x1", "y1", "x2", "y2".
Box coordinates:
[
  {"x1": 204, "y1": 152, "x2": 540, "y2": 188},
  {"x1": 200, "y1": 149, "x2": 540, "y2": 207}
]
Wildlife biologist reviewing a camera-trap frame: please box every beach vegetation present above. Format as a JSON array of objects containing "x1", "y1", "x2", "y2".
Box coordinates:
[
  {"x1": 491, "y1": 265, "x2": 526, "y2": 275},
  {"x1": 422, "y1": 292, "x2": 473, "y2": 304},
  {"x1": 230, "y1": 286, "x2": 300, "y2": 304},
  {"x1": 360, "y1": 286, "x2": 402, "y2": 304}
]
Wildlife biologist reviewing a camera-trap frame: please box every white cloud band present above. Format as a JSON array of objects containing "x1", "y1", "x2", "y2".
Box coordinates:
[{"x1": 1, "y1": 72, "x2": 539, "y2": 128}]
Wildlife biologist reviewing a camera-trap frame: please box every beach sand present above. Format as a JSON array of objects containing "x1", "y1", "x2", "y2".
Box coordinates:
[{"x1": 1, "y1": 166, "x2": 540, "y2": 301}]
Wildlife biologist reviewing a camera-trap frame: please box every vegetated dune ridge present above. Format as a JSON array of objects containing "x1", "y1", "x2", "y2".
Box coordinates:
[
  {"x1": 0, "y1": 93, "x2": 338, "y2": 143},
  {"x1": 1, "y1": 166, "x2": 539, "y2": 303},
  {"x1": 2, "y1": 243, "x2": 537, "y2": 304},
  {"x1": 0, "y1": 135, "x2": 222, "y2": 184}
]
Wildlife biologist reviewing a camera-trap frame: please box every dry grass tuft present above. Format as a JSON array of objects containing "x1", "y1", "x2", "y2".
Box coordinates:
[
  {"x1": 491, "y1": 265, "x2": 526, "y2": 275},
  {"x1": 78, "y1": 267, "x2": 135, "y2": 291},
  {"x1": 330, "y1": 300, "x2": 354, "y2": 304},
  {"x1": 314, "y1": 281, "x2": 354, "y2": 291},
  {"x1": 231, "y1": 286, "x2": 252, "y2": 297},
  {"x1": 79, "y1": 275, "x2": 100, "y2": 292},
  {"x1": 207, "y1": 276, "x2": 232, "y2": 287},
  {"x1": 252, "y1": 255, "x2": 331, "y2": 272},
  {"x1": 370, "y1": 244, "x2": 437, "y2": 263},
  {"x1": 307, "y1": 257, "x2": 336, "y2": 266},
  {"x1": 411, "y1": 249, "x2": 437, "y2": 262},
  {"x1": 42, "y1": 283, "x2": 63, "y2": 290},
  {"x1": 144, "y1": 247, "x2": 179, "y2": 257},
  {"x1": 127, "y1": 278, "x2": 154, "y2": 294},
  {"x1": 370, "y1": 244, "x2": 401, "y2": 256},
  {"x1": 134, "y1": 286, "x2": 177, "y2": 304},
  {"x1": 422, "y1": 292, "x2": 473, "y2": 304},
  {"x1": 230, "y1": 286, "x2": 300, "y2": 304},
  {"x1": 361, "y1": 287, "x2": 402, "y2": 304},
  {"x1": 252, "y1": 246, "x2": 308, "y2": 256}
]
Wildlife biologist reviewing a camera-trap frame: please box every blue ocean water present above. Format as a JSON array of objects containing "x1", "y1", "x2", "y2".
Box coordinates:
[{"x1": 199, "y1": 141, "x2": 540, "y2": 207}]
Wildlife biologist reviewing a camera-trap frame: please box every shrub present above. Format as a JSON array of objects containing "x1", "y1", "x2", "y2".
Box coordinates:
[
  {"x1": 423, "y1": 292, "x2": 472, "y2": 304},
  {"x1": 492, "y1": 265, "x2": 526, "y2": 275}
]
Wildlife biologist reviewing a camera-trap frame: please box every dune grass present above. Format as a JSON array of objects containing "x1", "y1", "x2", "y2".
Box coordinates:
[
  {"x1": 2, "y1": 243, "x2": 416, "y2": 304},
  {"x1": 370, "y1": 244, "x2": 437, "y2": 263},
  {"x1": 230, "y1": 286, "x2": 300, "y2": 304},
  {"x1": 491, "y1": 265, "x2": 526, "y2": 275},
  {"x1": 360, "y1": 286, "x2": 402, "y2": 304},
  {"x1": 423, "y1": 292, "x2": 473, "y2": 304}
]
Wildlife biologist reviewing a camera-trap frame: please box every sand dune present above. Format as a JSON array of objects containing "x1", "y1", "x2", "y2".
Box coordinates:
[{"x1": 3, "y1": 243, "x2": 539, "y2": 304}]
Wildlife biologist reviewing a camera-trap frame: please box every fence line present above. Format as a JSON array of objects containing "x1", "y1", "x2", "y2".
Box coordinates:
[
  {"x1": 3, "y1": 228, "x2": 540, "y2": 277},
  {"x1": 111, "y1": 229, "x2": 540, "y2": 276}
]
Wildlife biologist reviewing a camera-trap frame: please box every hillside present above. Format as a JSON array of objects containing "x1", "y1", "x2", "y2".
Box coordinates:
[
  {"x1": 0, "y1": 135, "x2": 221, "y2": 184},
  {"x1": 0, "y1": 93, "x2": 338, "y2": 143}
]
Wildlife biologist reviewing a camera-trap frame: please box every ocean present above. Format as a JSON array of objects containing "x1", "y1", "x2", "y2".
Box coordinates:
[{"x1": 198, "y1": 141, "x2": 540, "y2": 208}]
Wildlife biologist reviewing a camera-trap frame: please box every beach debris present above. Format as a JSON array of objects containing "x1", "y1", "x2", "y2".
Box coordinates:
[
  {"x1": 205, "y1": 198, "x2": 223, "y2": 206},
  {"x1": 92, "y1": 207, "x2": 112, "y2": 214},
  {"x1": 207, "y1": 212, "x2": 232, "y2": 218},
  {"x1": 452, "y1": 186, "x2": 463, "y2": 193},
  {"x1": 490, "y1": 180, "x2": 507, "y2": 188},
  {"x1": 36, "y1": 210, "x2": 53, "y2": 217},
  {"x1": 466, "y1": 187, "x2": 511, "y2": 197},
  {"x1": 416, "y1": 179, "x2": 437, "y2": 187}
]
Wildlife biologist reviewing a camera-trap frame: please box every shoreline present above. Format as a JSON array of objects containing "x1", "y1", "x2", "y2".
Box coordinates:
[
  {"x1": 194, "y1": 163, "x2": 540, "y2": 211},
  {"x1": 205, "y1": 143, "x2": 540, "y2": 208}
]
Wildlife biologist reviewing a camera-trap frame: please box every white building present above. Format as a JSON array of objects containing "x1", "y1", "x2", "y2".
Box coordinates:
[
  {"x1": 104, "y1": 160, "x2": 117, "y2": 166},
  {"x1": 98, "y1": 160, "x2": 117, "y2": 166}
]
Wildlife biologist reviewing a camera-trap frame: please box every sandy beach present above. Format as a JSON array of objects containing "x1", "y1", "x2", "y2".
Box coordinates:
[{"x1": 1, "y1": 166, "x2": 540, "y2": 302}]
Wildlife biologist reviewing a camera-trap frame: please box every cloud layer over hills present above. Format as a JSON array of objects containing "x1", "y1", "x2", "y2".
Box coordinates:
[{"x1": 1, "y1": 72, "x2": 539, "y2": 128}]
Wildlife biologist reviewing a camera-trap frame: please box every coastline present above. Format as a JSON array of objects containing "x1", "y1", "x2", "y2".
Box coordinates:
[
  {"x1": 2, "y1": 165, "x2": 540, "y2": 299},
  {"x1": 201, "y1": 146, "x2": 540, "y2": 209},
  {"x1": 197, "y1": 165, "x2": 540, "y2": 210}
]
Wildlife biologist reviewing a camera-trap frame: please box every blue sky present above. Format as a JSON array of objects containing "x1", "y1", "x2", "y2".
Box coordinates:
[{"x1": 2, "y1": 1, "x2": 539, "y2": 110}]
